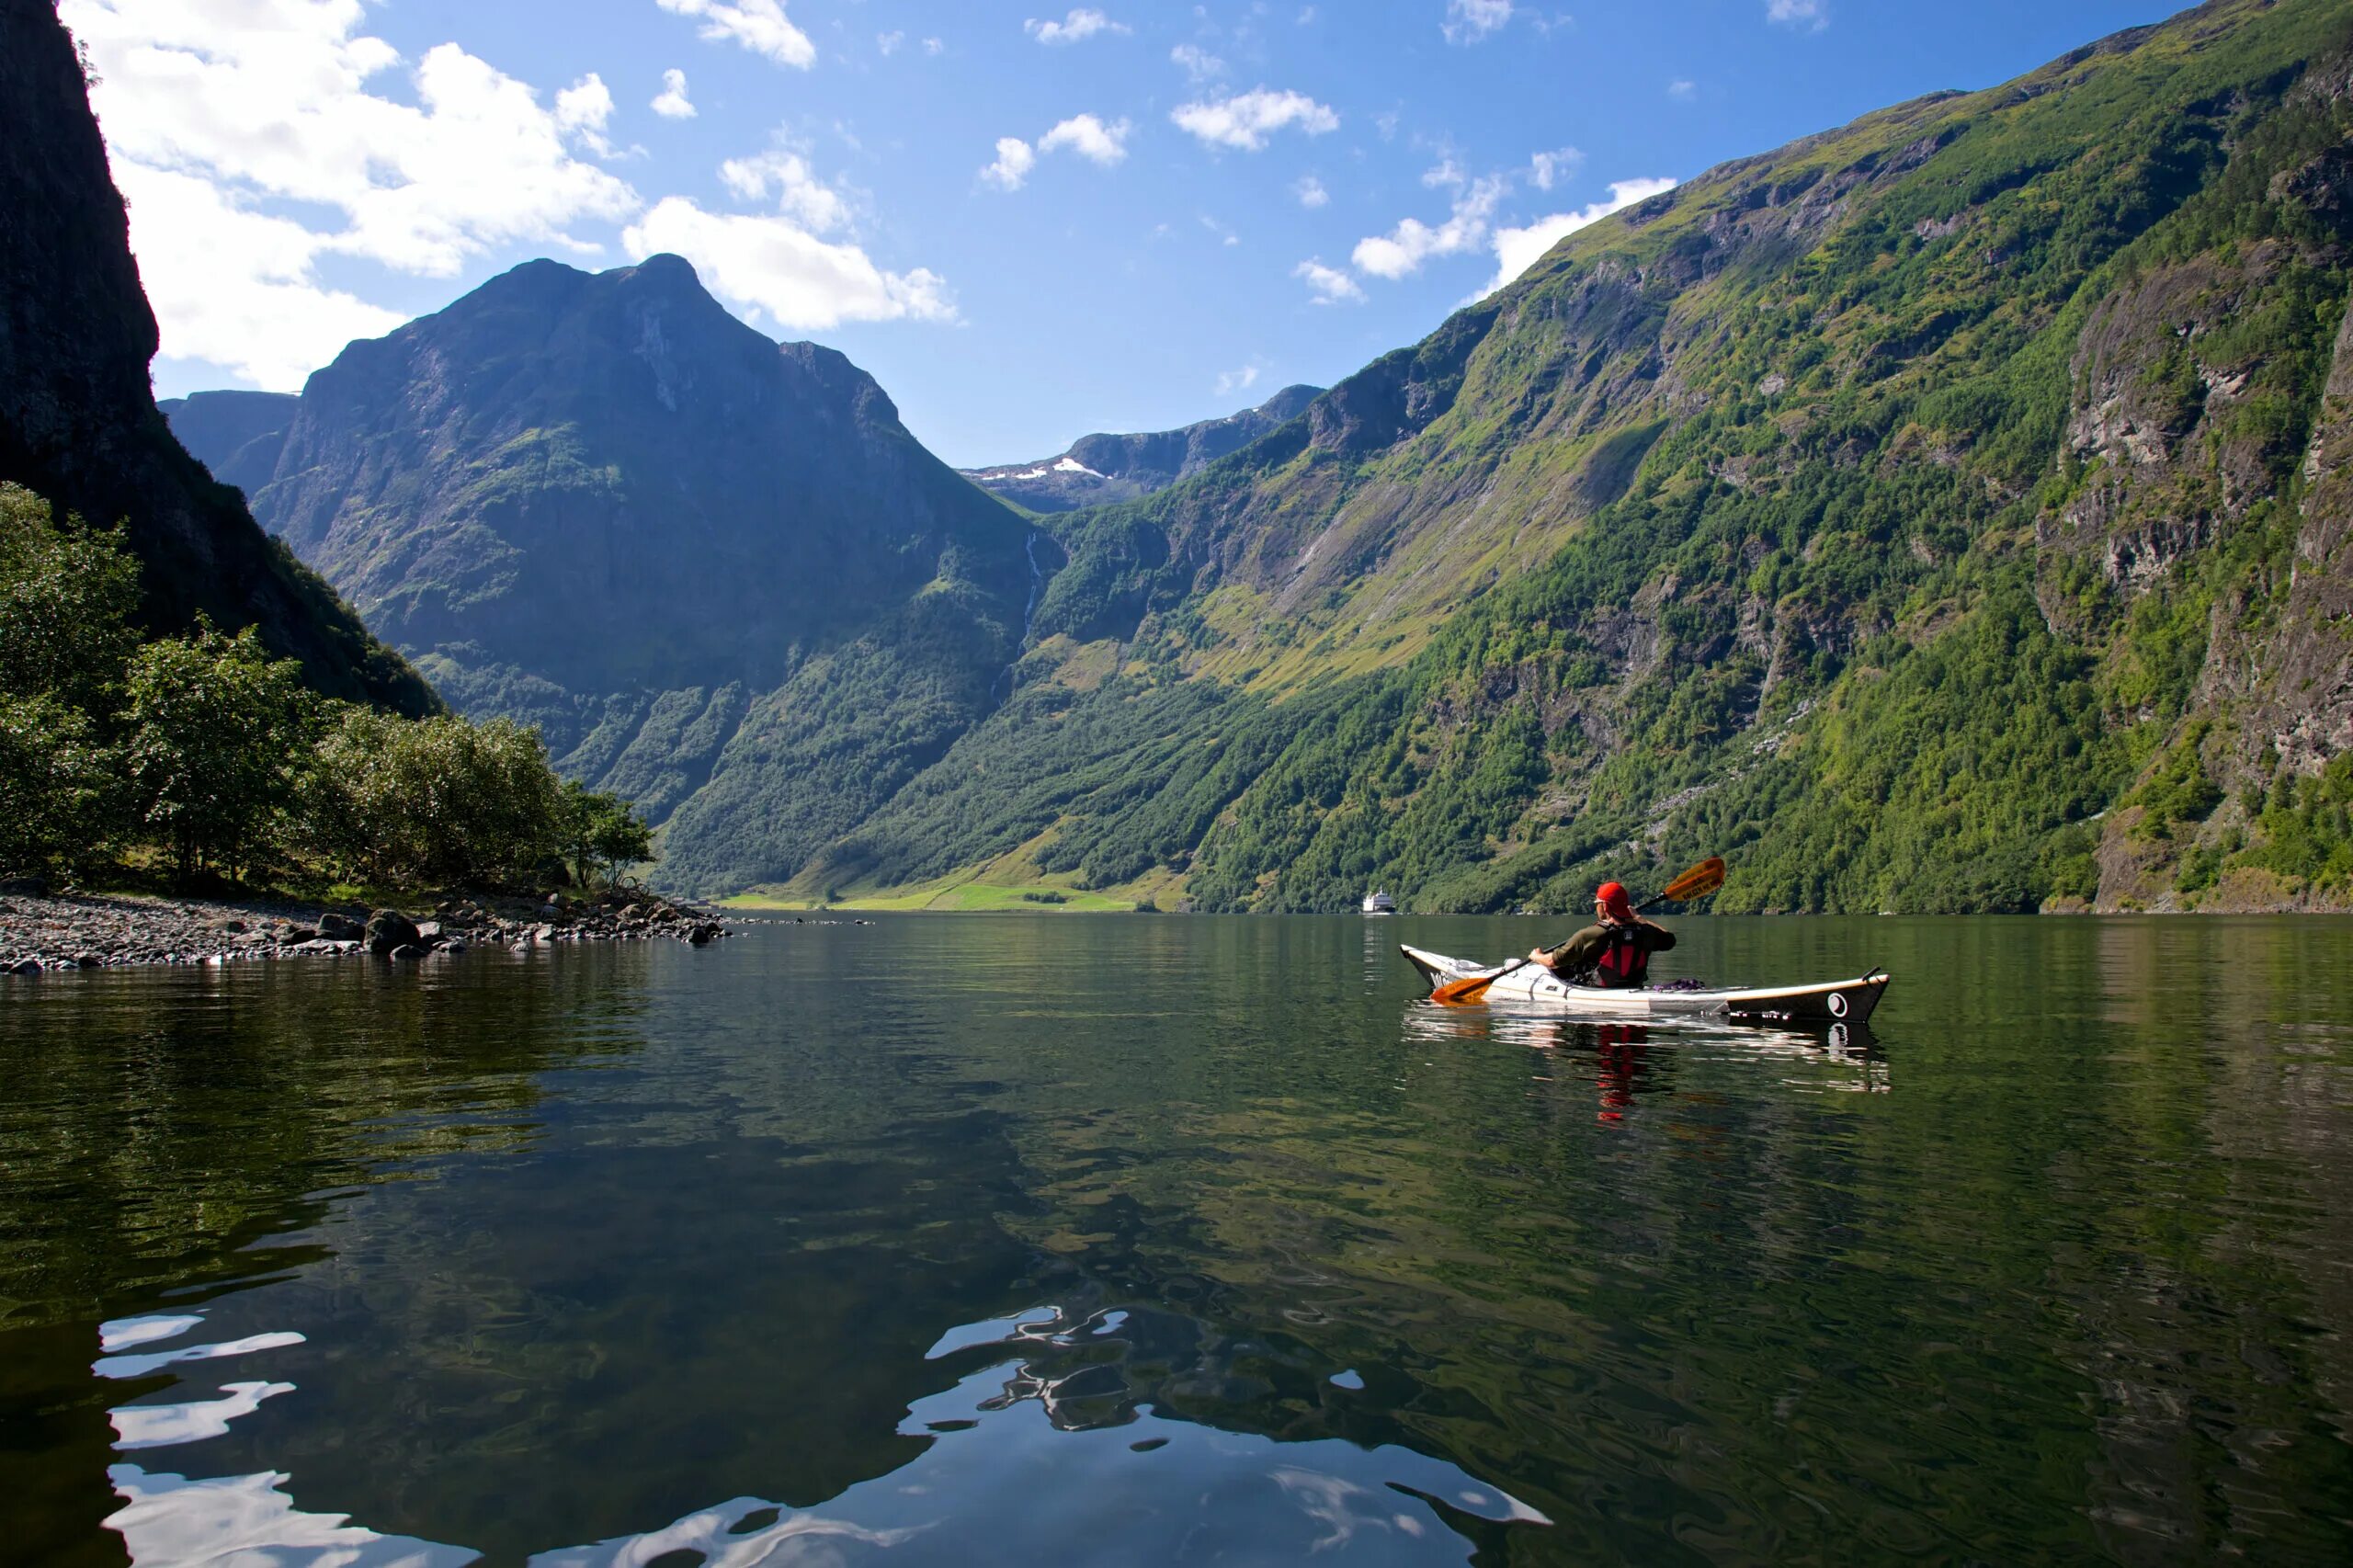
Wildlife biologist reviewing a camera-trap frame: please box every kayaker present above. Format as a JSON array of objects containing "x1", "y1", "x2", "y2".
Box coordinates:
[{"x1": 1527, "y1": 881, "x2": 1677, "y2": 989}]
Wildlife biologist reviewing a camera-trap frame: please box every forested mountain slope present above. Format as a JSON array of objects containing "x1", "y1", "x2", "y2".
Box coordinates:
[
  {"x1": 0, "y1": 0, "x2": 432, "y2": 714},
  {"x1": 208, "y1": 255, "x2": 1036, "y2": 892},
  {"x1": 960, "y1": 384, "x2": 1322, "y2": 513},
  {"x1": 801, "y1": 0, "x2": 2353, "y2": 914}
]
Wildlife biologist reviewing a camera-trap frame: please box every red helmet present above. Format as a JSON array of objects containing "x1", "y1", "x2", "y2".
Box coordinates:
[{"x1": 1595, "y1": 881, "x2": 1634, "y2": 920}]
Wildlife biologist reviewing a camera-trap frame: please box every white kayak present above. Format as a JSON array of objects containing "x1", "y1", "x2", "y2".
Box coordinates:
[{"x1": 1400, "y1": 944, "x2": 1889, "y2": 1026}]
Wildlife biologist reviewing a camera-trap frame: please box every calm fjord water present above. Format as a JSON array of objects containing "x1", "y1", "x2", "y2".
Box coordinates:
[{"x1": 3, "y1": 915, "x2": 2350, "y2": 1566}]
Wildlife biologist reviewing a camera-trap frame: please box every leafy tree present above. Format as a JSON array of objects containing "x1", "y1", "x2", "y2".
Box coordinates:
[
  {"x1": 559, "y1": 779, "x2": 654, "y2": 890},
  {"x1": 2240, "y1": 755, "x2": 2353, "y2": 895},
  {"x1": 0, "y1": 482, "x2": 616, "y2": 894},
  {"x1": 122, "y1": 622, "x2": 315, "y2": 884},
  {"x1": 0, "y1": 483, "x2": 140, "y2": 713},
  {"x1": 0, "y1": 485, "x2": 144, "y2": 874},
  {"x1": 305, "y1": 709, "x2": 566, "y2": 887},
  {"x1": 0, "y1": 695, "x2": 116, "y2": 875}
]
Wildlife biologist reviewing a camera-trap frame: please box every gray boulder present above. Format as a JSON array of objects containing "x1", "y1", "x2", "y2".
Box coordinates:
[
  {"x1": 364, "y1": 909, "x2": 421, "y2": 956},
  {"x1": 317, "y1": 912, "x2": 364, "y2": 939}
]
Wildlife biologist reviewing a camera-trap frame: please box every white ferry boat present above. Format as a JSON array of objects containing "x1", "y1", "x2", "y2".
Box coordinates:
[{"x1": 1361, "y1": 890, "x2": 1398, "y2": 915}]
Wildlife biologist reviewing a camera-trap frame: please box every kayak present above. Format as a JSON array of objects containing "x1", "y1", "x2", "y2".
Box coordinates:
[{"x1": 1399, "y1": 944, "x2": 1890, "y2": 1025}]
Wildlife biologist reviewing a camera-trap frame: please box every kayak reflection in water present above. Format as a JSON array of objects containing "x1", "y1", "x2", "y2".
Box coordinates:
[
  {"x1": 1521, "y1": 1020, "x2": 1665, "y2": 1122},
  {"x1": 1593, "y1": 1023, "x2": 1651, "y2": 1122},
  {"x1": 1528, "y1": 881, "x2": 1677, "y2": 988}
]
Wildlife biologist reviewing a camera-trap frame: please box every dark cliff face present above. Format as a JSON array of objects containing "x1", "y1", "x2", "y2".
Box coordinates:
[
  {"x1": 217, "y1": 253, "x2": 1036, "y2": 892},
  {"x1": 961, "y1": 383, "x2": 1323, "y2": 513},
  {"x1": 0, "y1": 0, "x2": 434, "y2": 714}
]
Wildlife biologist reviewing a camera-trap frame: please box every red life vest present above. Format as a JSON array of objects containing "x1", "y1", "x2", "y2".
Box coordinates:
[{"x1": 1593, "y1": 927, "x2": 1651, "y2": 989}]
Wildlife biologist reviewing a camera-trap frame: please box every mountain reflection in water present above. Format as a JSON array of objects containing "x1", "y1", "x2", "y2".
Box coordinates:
[{"x1": 4, "y1": 913, "x2": 2349, "y2": 1565}]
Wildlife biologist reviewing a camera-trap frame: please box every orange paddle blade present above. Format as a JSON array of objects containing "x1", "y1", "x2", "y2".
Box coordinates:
[
  {"x1": 1430, "y1": 960, "x2": 1525, "y2": 1005},
  {"x1": 1655, "y1": 856, "x2": 1725, "y2": 905}
]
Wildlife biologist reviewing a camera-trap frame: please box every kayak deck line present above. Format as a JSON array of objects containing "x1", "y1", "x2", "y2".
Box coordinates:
[{"x1": 1398, "y1": 944, "x2": 1890, "y2": 1026}]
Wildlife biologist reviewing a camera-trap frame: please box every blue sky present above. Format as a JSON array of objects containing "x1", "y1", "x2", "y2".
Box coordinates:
[{"x1": 74, "y1": 1, "x2": 2180, "y2": 467}]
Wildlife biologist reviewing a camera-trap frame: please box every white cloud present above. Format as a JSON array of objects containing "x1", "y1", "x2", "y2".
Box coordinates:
[
  {"x1": 1666, "y1": 78, "x2": 1697, "y2": 100},
  {"x1": 624, "y1": 198, "x2": 955, "y2": 328},
  {"x1": 62, "y1": 1, "x2": 955, "y2": 387},
  {"x1": 1422, "y1": 159, "x2": 1466, "y2": 189},
  {"x1": 110, "y1": 162, "x2": 406, "y2": 388},
  {"x1": 1200, "y1": 214, "x2": 1241, "y2": 247},
  {"x1": 1529, "y1": 145, "x2": 1583, "y2": 190},
  {"x1": 1767, "y1": 0, "x2": 1828, "y2": 29},
  {"x1": 720, "y1": 146, "x2": 851, "y2": 232},
  {"x1": 980, "y1": 136, "x2": 1037, "y2": 191},
  {"x1": 555, "y1": 74, "x2": 616, "y2": 148},
  {"x1": 1171, "y1": 42, "x2": 1226, "y2": 82},
  {"x1": 1352, "y1": 175, "x2": 1504, "y2": 279},
  {"x1": 1171, "y1": 87, "x2": 1339, "y2": 152},
  {"x1": 652, "y1": 67, "x2": 697, "y2": 119},
  {"x1": 1294, "y1": 175, "x2": 1329, "y2": 209},
  {"x1": 655, "y1": 0, "x2": 816, "y2": 67},
  {"x1": 877, "y1": 30, "x2": 904, "y2": 55},
  {"x1": 1040, "y1": 114, "x2": 1132, "y2": 166},
  {"x1": 1026, "y1": 9, "x2": 1129, "y2": 45},
  {"x1": 924, "y1": 37, "x2": 945, "y2": 55},
  {"x1": 1443, "y1": 0, "x2": 1513, "y2": 44},
  {"x1": 64, "y1": 0, "x2": 639, "y2": 282},
  {"x1": 1293, "y1": 259, "x2": 1365, "y2": 305},
  {"x1": 1483, "y1": 176, "x2": 1678, "y2": 293},
  {"x1": 1214, "y1": 364, "x2": 1262, "y2": 397}
]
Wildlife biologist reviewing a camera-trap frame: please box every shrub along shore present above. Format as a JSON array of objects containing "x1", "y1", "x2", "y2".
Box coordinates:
[
  {"x1": 0, "y1": 884, "x2": 728, "y2": 974},
  {"x1": 2, "y1": 483, "x2": 680, "y2": 961}
]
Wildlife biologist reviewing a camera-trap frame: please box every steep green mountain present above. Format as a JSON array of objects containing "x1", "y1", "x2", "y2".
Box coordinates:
[
  {"x1": 152, "y1": 0, "x2": 2353, "y2": 913},
  {"x1": 798, "y1": 0, "x2": 2353, "y2": 915},
  {"x1": 960, "y1": 384, "x2": 1322, "y2": 513},
  {"x1": 210, "y1": 255, "x2": 1036, "y2": 892},
  {"x1": 0, "y1": 0, "x2": 431, "y2": 714}
]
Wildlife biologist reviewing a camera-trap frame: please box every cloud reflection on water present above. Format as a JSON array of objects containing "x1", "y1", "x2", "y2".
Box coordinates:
[
  {"x1": 535, "y1": 1358, "x2": 1547, "y2": 1566},
  {"x1": 98, "y1": 1298, "x2": 1546, "y2": 1566},
  {"x1": 107, "y1": 1465, "x2": 478, "y2": 1568}
]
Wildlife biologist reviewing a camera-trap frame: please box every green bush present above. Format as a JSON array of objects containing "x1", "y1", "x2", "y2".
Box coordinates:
[
  {"x1": 2238, "y1": 755, "x2": 2353, "y2": 894},
  {"x1": 122, "y1": 622, "x2": 316, "y2": 883},
  {"x1": 559, "y1": 779, "x2": 654, "y2": 890},
  {"x1": 304, "y1": 709, "x2": 568, "y2": 888},
  {"x1": 0, "y1": 694, "x2": 116, "y2": 875},
  {"x1": 0, "y1": 483, "x2": 140, "y2": 712},
  {"x1": 0, "y1": 481, "x2": 644, "y2": 892}
]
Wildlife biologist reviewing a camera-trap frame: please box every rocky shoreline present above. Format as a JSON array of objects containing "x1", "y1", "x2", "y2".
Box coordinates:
[{"x1": 0, "y1": 886, "x2": 729, "y2": 974}]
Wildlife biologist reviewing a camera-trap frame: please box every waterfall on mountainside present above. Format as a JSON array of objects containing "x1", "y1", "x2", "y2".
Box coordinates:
[{"x1": 995, "y1": 529, "x2": 1048, "y2": 704}]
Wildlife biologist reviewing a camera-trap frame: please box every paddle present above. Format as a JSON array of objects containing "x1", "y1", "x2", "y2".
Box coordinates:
[{"x1": 1428, "y1": 857, "x2": 1727, "y2": 1005}]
